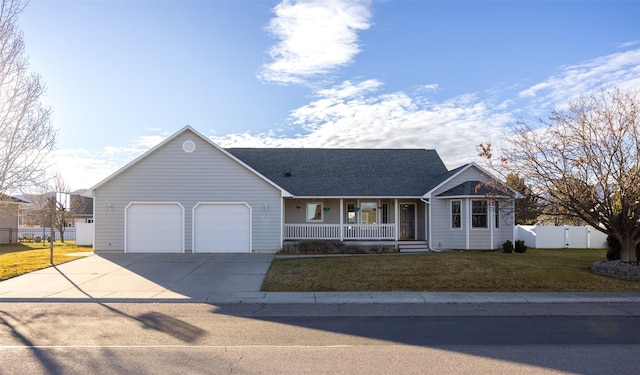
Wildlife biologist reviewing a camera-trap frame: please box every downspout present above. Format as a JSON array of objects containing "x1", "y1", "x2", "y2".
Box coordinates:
[{"x1": 420, "y1": 197, "x2": 432, "y2": 252}]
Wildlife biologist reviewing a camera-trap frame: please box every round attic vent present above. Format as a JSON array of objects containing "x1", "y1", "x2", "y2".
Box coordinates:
[{"x1": 183, "y1": 140, "x2": 196, "y2": 153}]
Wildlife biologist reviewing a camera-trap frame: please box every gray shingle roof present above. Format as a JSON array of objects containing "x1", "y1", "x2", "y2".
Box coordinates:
[
  {"x1": 0, "y1": 194, "x2": 28, "y2": 204},
  {"x1": 437, "y1": 180, "x2": 507, "y2": 197},
  {"x1": 226, "y1": 148, "x2": 450, "y2": 197}
]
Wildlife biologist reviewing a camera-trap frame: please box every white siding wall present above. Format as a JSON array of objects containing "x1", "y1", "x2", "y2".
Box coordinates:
[
  {"x1": 493, "y1": 200, "x2": 515, "y2": 248},
  {"x1": 283, "y1": 199, "x2": 426, "y2": 241},
  {"x1": 284, "y1": 199, "x2": 400, "y2": 226},
  {"x1": 94, "y1": 130, "x2": 283, "y2": 253}
]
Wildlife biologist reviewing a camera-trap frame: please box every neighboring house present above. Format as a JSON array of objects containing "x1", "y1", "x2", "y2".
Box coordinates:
[
  {"x1": 84, "y1": 126, "x2": 518, "y2": 254},
  {"x1": 0, "y1": 194, "x2": 29, "y2": 244},
  {"x1": 71, "y1": 195, "x2": 94, "y2": 224},
  {"x1": 18, "y1": 193, "x2": 93, "y2": 228}
]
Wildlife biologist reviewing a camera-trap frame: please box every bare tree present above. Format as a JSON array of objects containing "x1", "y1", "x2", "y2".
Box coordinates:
[
  {"x1": 481, "y1": 87, "x2": 640, "y2": 263},
  {"x1": 504, "y1": 173, "x2": 541, "y2": 225},
  {"x1": 49, "y1": 173, "x2": 73, "y2": 242},
  {"x1": 0, "y1": 0, "x2": 56, "y2": 196}
]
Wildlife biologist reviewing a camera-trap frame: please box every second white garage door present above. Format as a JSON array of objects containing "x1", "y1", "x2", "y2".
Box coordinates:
[{"x1": 193, "y1": 203, "x2": 251, "y2": 253}]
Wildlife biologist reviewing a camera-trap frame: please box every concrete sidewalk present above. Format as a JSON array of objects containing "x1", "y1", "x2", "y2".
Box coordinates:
[{"x1": 1, "y1": 253, "x2": 640, "y2": 304}]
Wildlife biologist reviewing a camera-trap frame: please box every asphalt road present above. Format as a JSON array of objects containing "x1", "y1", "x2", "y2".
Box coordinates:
[{"x1": 1, "y1": 302, "x2": 640, "y2": 374}]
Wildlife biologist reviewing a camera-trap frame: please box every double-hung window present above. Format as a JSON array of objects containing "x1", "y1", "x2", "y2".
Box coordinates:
[
  {"x1": 360, "y1": 202, "x2": 377, "y2": 224},
  {"x1": 471, "y1": 200, "x2": 488, "y2": 229},
  {"x1": 451, "y1": 200, "x2": 461, "y2": 229}
]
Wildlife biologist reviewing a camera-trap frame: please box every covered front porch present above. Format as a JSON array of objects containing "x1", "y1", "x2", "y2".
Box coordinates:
[{"x1": 282, "y1": 198, "x2": 426, "y2": 242}]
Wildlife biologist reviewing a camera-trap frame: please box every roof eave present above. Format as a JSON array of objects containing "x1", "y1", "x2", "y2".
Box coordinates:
[
  {"x1": 423, "y1": 162, "x2": 518, "y2": 199},
  {"x1": 435, "y1": 194, "x2": 514, "y2": 199},
  {"x1": 284, "y1": 195, "x2": 424, "y2": 199}
]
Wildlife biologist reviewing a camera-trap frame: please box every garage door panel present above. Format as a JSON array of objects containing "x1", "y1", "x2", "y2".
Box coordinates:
[
  {"x1": 126, "y1": 203, "x2": 183, "y2": 253},
  {"x1": 194, "y1": 203, "x2": 251, "y2": 253}
]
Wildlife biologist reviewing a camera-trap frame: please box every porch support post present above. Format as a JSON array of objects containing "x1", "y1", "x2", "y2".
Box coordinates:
[
  {"x1": 339, "y1": 198, "x2": 344, "y2": 241},
  {"x1": 465, "y1": 198, "x2": 470, "y2": 250},
  {"x1": 394, "y1": 199, "x2": 399, "y2": 242},
  {"x1": 424, "y1": 200, "x2": 428, "y2": 244},
  {"x1": 281, "y1": 198, "x2": 285, "y2": 244},
  {"x1": 490, "y1": 200, "x2": 494, "y2": 250}
]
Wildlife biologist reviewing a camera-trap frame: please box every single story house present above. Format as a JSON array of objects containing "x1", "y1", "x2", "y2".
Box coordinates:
[
  {"x1": 0, "y1": 194, "x2": 28, "y2": 244},
  {"x1": 84, "y1": 126, "x2": 518, "y2": 253}
]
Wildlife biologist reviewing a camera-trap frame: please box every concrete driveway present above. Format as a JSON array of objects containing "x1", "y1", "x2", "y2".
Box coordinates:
[
  {"x1": 0, "y1": 253, "x2": 274, "y2": 303},
  {"x1": 3, "y1": 253, "x2": 640, "y2": 305}
]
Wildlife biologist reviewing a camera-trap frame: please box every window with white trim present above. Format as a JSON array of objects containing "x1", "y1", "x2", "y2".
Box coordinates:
[
  {"x1": 471, "y1": 200, "x2": 488, "y2": 228},
  {"x1": 360, "y1": 202, "x2": 377, "y2": 224},
  {"x1": 306, "y1": 202, "x2": 323, "y2": 222},
  {"x1": 451, "y1": 200, "x2": 461, "y2": 229}
]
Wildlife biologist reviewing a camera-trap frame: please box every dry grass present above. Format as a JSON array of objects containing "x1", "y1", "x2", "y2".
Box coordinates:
[
  {"x1": 0, "y1": 241, "x2": 91, "y2": 281},
  {"x1": 262, "y1": 248, "x2": 640, "y2": 292}
]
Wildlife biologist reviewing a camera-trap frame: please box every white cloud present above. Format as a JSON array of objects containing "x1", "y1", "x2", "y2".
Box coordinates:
[
  {"x1": 52, "y1": 130, "x2": 169, "y2": 190},
  {"x1": 213, "y1": 79, "x2": 513, "y2": 169},
  {"x1": 49, "y1": 148, "x2": 122, "y2": 191},
  {"x1": 258, "y1": 0, "x2": 372, "y2": 84},
  {"x1": 218, "y1": 49, "x2": 640, "y2": 168},
  {"x1": 616, "y1": 40, "x2": 640, "y2": 48},
  {"x1": 62, "y1": 45, "x2": 640, "y2": 189},
  {"x1": 519, "y1": 48, "x2": 640, "y2": 108}
]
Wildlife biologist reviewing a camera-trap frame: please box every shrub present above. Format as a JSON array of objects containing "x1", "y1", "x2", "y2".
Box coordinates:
[
  {"x1": 606, "y1": 234, "x2": 640, "y2": 261},
  {"x1": 606, "y1": 234, "x2": 621, "y2": 261},
  {"x1": 514, "y1": 240, "x2": 527, "y2": 253},
  {"x1": 278, "y1": 240, "x2": 398, "y2": 255},
  {"x1": 502, "y1": 240, "x2": 514, "y2": 253}
]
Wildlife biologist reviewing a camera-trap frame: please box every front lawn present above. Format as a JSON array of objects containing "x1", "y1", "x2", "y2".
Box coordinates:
[
  {"x1": 0, "y1": 241, "x2": 91, "y2": 281},
  {"x1": 262, "y1": 248, "x2": 640, "y2": 292}
]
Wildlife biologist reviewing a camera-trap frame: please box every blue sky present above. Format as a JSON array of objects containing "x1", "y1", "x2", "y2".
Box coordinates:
[{"x1": 18, "y1": 0, "x2": 640, "y2": 190}]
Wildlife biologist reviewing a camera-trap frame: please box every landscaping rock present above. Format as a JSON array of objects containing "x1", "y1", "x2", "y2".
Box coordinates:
[{"x1": 591, "y1": 260, "x2": 640, "y2": 281}]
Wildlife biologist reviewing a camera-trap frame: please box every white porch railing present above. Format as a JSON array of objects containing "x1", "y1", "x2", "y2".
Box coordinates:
[
  {"x1": 284, "y1": 224, "x2": 395, "y2": 240},
  {"x1": 343, "y1": 224, "x2": 395, "y2": 240}
]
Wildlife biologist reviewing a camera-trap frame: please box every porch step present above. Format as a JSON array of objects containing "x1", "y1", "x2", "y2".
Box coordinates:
[{"x1": 398, "y1": 242, "x2": 430, "y2": 253}]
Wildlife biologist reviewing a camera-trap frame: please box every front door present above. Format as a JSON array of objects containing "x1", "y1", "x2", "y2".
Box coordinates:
[{"x1": 400, "y1": 203, "x2": 416, "y2": 240}]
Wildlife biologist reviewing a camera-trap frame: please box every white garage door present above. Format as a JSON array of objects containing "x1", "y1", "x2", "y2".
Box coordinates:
[
  {"x1": 126, "y1": 203, "x2": 184, "y2": 253},
  {"x1": 194, "y1": 203, "x2": 251, "y2": 253}
]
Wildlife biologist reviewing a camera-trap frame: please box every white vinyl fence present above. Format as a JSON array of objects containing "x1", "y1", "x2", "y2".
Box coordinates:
[
  {"x1": 75, "y1": 223, "x2": 94, "y2": 246},
  {"x1": 514, "y1": 225, "x2": 608, "y2": 249},
  {"x1": 18, "y1": 227, "x2": 76, "y2": 241}
]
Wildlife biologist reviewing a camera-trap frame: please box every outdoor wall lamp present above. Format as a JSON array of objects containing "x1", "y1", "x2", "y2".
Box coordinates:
[
  {"x1": 264, "y1": 203, "x2": 269, "y2": 211},
  {"x1": 107, "y1": 203, "x2": 112, "y2": 211}
]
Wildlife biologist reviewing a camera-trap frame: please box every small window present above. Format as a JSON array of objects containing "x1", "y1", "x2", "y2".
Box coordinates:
[
  {"x1": 346, "y1": 202, "x2": 356, "y2": 224},
  {"x1": 451, "y1": 200, "x2": 461, "y2": 229},
  {"x1": 360, "y1": 202, "x2": 377, "y2": 224},
  {"x1": 381, "y1": 202, "x2": 389, "y2": 224},
  {"x1": 494, "y1": 201, "x2": 500, "y2": 229},
  {"x1": 472, "y1": 200, "x2": 488, "y2": 228},
  {"x1": 306, "y1": 202, "x2": 323, "y2": 222}
]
